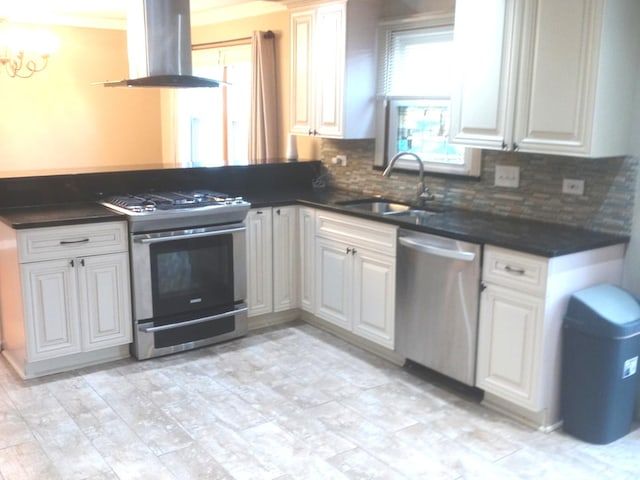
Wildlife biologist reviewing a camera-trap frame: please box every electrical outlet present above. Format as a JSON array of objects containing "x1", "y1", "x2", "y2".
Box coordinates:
[
  {"x1": 563, "y1": 179, "x2": 585, "y2": 195},
  {"x1": 494, "y1": 165, "x2": 520, "y2": 188},
  {"x1": 335, "y1": 154, "x2": 347, "y2": 166}
]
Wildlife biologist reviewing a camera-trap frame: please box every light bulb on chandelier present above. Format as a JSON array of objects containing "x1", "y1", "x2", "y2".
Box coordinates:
[{"x1": 0, "y1": 24, "x2": 59, "y2": 78}]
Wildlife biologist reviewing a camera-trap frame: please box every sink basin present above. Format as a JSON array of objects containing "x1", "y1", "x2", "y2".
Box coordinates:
[
  {"x1": 336, "y1": 198, "x2": 446, "y2": 219},
  {"x1": 336, "y1": 198, "x2": 412, "y2": 214},
  {"x1": 384, "y1": 209, "x2": 440, "y2": 221}
]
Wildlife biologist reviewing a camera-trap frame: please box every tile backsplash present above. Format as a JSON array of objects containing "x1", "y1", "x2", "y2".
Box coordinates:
[{"x1": 320, "y1": 139, "x2": 637, "y2": 235}]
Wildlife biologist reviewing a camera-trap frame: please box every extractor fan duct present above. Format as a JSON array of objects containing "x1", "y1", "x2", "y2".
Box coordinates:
[{"x1": 101, "y1": 0, "x2": 221, "y2": 88}]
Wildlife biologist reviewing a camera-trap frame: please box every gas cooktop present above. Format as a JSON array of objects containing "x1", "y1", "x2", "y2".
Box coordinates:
[
  {"x1": 100, "y1": 189, "x2": 251, "y2": 233},
  {"x1": 103, "y1": 190, "x2": 244, "y2": 213}
]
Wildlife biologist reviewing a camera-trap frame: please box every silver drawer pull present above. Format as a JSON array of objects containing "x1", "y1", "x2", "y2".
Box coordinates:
[
  {"x1": 60, "y1": 238, "x2": 90, "y2": 245},
  {"x1": 504, "y1": 265, "x2": 526, "y2": 275}
]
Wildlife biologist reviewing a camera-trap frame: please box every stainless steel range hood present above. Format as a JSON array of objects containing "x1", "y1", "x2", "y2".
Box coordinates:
[{"x1": 102, "y1": 0, "x2": 221, "y2": 88}]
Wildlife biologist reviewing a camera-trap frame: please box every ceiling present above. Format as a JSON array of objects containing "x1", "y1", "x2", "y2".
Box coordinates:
[{"x1": 0, "y1": 0, "x2": 287, "y2": 29}]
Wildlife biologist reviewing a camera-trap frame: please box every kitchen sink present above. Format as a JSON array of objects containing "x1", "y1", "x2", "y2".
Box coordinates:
[
  {"x1": 336, "y1": 198, "x2": 446, "y2": 218},
  {"x1": 335, "y1": 198, "x2": 412, "y2": 214},
  {"x1": 384, "y1": 209, "x2": 441, "y2": 221}
]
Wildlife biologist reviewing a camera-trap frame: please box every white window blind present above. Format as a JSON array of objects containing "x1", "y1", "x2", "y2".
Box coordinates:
[{"x1": 384, "y1": 27, "x2": 454, "y2": 97}]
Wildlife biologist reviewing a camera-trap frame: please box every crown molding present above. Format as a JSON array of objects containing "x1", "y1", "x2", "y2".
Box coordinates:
[{"x1": 0, "y1": 1, "x2": 288, "y2": 30}]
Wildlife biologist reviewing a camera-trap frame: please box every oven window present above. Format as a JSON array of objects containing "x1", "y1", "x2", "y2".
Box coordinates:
[{"x1": 150, "y1": 234, "x2": 235, "y2": 317}]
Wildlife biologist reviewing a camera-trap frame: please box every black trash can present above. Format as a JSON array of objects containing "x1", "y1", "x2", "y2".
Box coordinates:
[{"x1": 561, "y1": 284, "x2": 640, "y2": 444}]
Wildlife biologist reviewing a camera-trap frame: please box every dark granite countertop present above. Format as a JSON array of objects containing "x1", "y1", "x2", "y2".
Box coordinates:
[
  {"x1": 0, "y1": 203, "x2": 125, "y2": 229},
  {"x1": 245, "y1": 189, "x2": 629, "y2": 258},
  {"x1": 0, "y1": 188, "x2": 628, "y2": 257}
]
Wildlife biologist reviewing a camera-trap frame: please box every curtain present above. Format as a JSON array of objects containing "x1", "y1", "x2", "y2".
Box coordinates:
[{"x1": 249, "y1": 30, "x2": 279, "y2": 164}]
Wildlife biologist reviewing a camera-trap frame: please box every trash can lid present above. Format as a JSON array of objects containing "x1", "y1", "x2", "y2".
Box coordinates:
[{"x1": 564, "y1": 284, "x2": 640, "y2": 338}]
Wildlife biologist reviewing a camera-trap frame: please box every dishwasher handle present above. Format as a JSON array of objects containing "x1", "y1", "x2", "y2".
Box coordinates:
[{"x1": 399, "y1": 236, "x2": 477, "y2": 262}]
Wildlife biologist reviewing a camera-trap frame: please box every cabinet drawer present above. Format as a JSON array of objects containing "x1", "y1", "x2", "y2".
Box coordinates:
[
  {"x1": 316, "y1": 211, "x2": 396, "y2": 255},
  {"x1": 483, "y1": 246, "x2": 548, "y2": 296},
  {"x1": 18, "y1": 222, "x2": 128, "y2": 263}
]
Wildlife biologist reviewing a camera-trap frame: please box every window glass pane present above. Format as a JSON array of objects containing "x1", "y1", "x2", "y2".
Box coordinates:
[
  {"x1": 394, "y1": 101, "x2": 464, "y2": 165},
  {"x1": 176, "y1": 44, "x2": 251, "y2": 168}
]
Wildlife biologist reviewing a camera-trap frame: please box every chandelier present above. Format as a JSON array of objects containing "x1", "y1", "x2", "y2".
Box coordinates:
[{"x1": 0, "y1": 23, "x2": 59, "y2": 78}]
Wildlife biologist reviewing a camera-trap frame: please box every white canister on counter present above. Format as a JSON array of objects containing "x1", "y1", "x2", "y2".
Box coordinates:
[{"x1": 286, "y1": 134, "x2": 298, "y2": 162}]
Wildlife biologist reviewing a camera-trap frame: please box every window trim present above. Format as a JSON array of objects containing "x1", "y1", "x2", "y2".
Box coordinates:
[{"x1": 374, "y1": 14, "x2": 481, "y2": 177}]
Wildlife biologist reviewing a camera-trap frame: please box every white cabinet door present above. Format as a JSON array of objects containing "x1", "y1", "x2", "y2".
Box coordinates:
[
  {"x1": 351, "y1": 247, "x2": 395, "y2": 349},
  {"x1": 314, "y1": 2, "x2": 345, "y2": 137},
  {"x1": 513, "y1": 0, "x2": 598, "y2": 155},
  {"x1": 78, "y1": 253, "x2": 132, "y2": 351},
  {"x1": 299, "y1": 207, "x2": 315, "y2": 312},
  {"x1": 290, "y1": 9, "x2": 315, "y2": 136},
  {"x1": 476, "y1": 283, "x2": 543, "y2": 410},
  {"x1": 289, "y1": 0, "x2": 378, "y2": 139},
  {"x1": 246, "y1": 208, "x2": 273, "y2": 317},
  {"x1": 450, "y1": 0, "x2": 519, "y2": 150},
  {"x1": 273, "y1": 206, "x2": 299, "y2": 312},
  {"x1": 315, "y1": 237, "x2": 351, "y2": 330},
  {"x1": 21, "y1": 259, "x2": 81, "y2": 360}
]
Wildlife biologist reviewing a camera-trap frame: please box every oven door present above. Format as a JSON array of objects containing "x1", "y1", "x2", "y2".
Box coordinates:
[
  {"x1": 131, "y1": 223, "x2": 246, "y2": 321},
  {"x1": 130, "y1": 222, "x2": 248, "y2": 359}
]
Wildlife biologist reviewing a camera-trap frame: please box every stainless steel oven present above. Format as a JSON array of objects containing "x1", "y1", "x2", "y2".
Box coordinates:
[
  {"x1": 130, "y1": 223, "x2": 247, "y2": 359},
  {"x1": 101, "y1": 190, "x2": 250, "y2": 360}
]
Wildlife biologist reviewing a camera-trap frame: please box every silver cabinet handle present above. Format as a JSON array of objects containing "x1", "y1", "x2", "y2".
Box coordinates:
[
  {"x1": 504, "y1": 265, "x2": 526, "y2": 275},
  {"x1": 399, "y1": 236, "x2": 476, "y2": 262},
  {"x1": 138, "y1": 307, "x2": 248, "y2": 333}
]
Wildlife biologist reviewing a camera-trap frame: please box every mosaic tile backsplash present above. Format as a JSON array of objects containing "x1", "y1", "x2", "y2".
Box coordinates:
[{"x1": 320, "y1": 139, "x2": 637, "y2": 235}]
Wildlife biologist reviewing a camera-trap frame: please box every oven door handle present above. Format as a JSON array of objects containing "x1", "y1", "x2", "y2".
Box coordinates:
[
  {"x1": 138, "y1": 307, "x2": 249, "y2": 333},
  {"x1": 134, "y1": 226, "x2": 246, "y2": 244}
]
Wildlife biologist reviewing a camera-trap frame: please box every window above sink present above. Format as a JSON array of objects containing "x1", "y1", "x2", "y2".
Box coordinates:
[{"x1": 374, "y1": 14, "x2": 481, "y2": 177}]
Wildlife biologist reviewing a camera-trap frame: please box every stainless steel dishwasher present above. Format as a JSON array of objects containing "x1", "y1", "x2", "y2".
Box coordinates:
[{"x1": 395, "y1": 228, "x2": 481, "y2": 386}]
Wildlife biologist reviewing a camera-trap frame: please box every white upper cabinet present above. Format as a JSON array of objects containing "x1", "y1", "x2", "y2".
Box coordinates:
[
  {"x1": 450, "y1": 0, "x2": 640, "y2": 157},
  {"x1": 289, "y1": 0, "x2": 381, "y2": 138}
]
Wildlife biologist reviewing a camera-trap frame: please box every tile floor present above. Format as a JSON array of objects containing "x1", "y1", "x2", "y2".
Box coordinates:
[{"x1": 0, "y1": 321, "x2": 638, "y2": 480}]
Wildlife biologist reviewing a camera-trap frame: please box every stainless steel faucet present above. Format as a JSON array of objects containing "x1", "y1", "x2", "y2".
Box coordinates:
[{"x1": 382, "y1": 152, "x2": 434, "y2": 206}]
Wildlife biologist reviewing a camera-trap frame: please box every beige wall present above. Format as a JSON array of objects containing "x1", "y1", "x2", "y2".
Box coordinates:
[{"x1": 0, "y1": 25, "x2": 163, "y2": 177}]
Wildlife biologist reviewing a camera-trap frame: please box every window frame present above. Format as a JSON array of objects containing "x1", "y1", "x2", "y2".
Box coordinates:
[{"x1": 374, "y1": 14, "x2": 481, "y2": 177}]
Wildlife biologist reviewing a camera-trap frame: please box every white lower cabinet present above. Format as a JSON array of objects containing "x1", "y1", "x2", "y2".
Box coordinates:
[
  {"x1": 477, "y1": 283, "x2": 543, "y2": 409},
  {"x1": 314, "y1": 211, "x2": 396, "y2": 349},
  {"x1": 476, "y1": 244, "x2": 625, "y2": 429},
  {"x1": 246, "y1": 206, "x2": 299, "y2": 318},
  {"x1": 246, "y1": 208, "x2": 274, "y2": 316},
  {"x1": 77, "y1": 253, "x2": 133, "y2": 351},
  {"x1": 0, "y1": 221, "x2": 132, "y2": 378},
  {"x1": 315, "y1": 237, "x2": 351, "y2": 328},
  {"x1": 299, "y1": 207, "x2": 316, "y2": 313},
  {"x1": 21, "y1": 258, "x2": 82, "y2": 360},
  {"x1": 351, "y1": 247, "x2": 396, "y2": 348}
]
